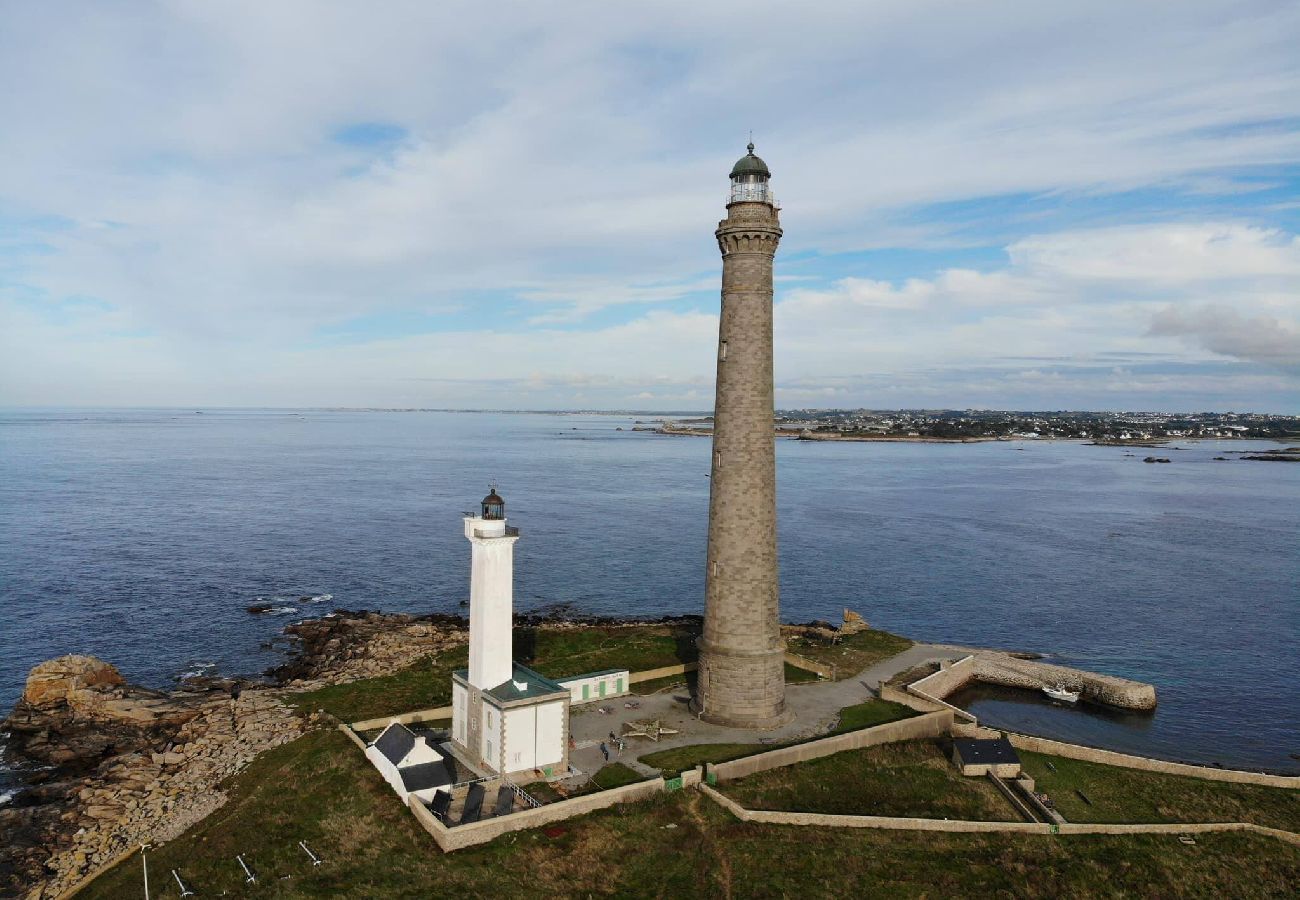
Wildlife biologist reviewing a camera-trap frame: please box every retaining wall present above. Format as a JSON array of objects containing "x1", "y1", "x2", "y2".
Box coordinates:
[
  {"x1": 407, "y1": 776, "x2": 666, "y2": 851},
  {"x1": 706, "y1": 710, "x2": 953, "y2": 783},
  {"x1": 628, "y1": 662, "x2": 697, "y2": 684},
  {"x1": 783, "y1": 651, "x2": 835, "y2": 679},
  {"x1": 351, "y1": 705, "x2": 452, "y2": 732},
  {"x1": 1007, "y1": 733, "x2": 1300, "y2": 789},
  {"x1": 700, "y1": 785, "x2": 1300, "y2": 846}
]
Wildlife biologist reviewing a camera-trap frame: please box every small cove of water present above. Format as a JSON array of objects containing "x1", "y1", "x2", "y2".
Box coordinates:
[{"x1": 1, "y1": 408, "x2": 1296, "y2": 784}]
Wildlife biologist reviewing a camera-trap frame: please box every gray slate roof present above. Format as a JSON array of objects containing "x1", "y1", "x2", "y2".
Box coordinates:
[
  {"x1": 399, "y1": 760, "x2": 451, "y2": 792},
  {"x1": 373, "y1": 722, "x2": 416, "y2": 765},
  {"x1": 953, "y1": 737, "x2": 1020, "y2": 765}
]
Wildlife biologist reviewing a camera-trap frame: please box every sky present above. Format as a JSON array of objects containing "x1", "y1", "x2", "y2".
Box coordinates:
[{"x1": 1, "y1": 1, "x2": 1298, "y2": 413}]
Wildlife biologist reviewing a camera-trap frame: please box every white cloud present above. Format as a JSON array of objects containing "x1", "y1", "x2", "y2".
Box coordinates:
[{"x1": 0, "y1": 2, "x2": 1299, "y2": 409}]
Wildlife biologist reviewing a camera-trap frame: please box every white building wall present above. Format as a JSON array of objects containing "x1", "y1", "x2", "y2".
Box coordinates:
[
  {"x1": 559, "y1": 671, "x2": 630, "y2": 704},
  {"x1": 504, "y1": 707, "x2": 538, "y2": 772},
  {"x1": 480, "y1": 702, "x2": 503, "y2": 772},
  {"x1": 464, "y1": 517, "x2": 518, "y2": 691},
  {"x1": 452, "y1": 682, "x2": 468, "y2": 745},
  {"x1": 365, "y1": 745, "x2": 406, "y2": 798},
  {"x1": 535, "y1": 701, "x2": 565, "y2": 768}
]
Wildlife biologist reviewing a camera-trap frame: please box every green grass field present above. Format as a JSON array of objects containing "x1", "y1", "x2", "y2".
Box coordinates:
[
  {"x1": 79, "y1": 727, "x2": 1300, "y2": 899},
  {"x1": 784, "y1": 628, "x2": 914, "y2": 680},
  {"x1": 721, "y1": 739, "x2": 1020, "y2": 821},
  {"x1": 1019, "y1": 750, "x2": 1300, "y2": 832}
]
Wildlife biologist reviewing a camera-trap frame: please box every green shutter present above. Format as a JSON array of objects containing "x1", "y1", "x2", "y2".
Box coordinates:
[
  {"x1": 616, "y1": 678, "x2": 624, "y2": 693},
  {"x1": 598, "y1": 681, "x2": 606, "y2": 697},
  {"x1": 582, "y1": 684, "x2": 589, "y2": 700}
]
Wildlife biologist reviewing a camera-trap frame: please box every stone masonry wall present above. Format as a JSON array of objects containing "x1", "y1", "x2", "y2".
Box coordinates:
[
  {"x1": 706, "y1": 710, "x2": 953, "y2": 782},
  {"x1": 698, "y1": 196, "x2": 786, "y2": 728}
]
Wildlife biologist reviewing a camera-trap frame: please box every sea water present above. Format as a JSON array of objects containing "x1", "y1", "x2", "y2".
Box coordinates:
[{"x1": 1, "y1": 408, "x2": 1296, "y2": 779}]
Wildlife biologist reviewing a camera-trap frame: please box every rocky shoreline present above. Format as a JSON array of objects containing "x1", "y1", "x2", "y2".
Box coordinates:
[
  {"x1": 0, "y1": 607, "x2": 711, "y2": 898},
  {"x1": 0, "y1": 610, "x2": 472, "y2": 899}
]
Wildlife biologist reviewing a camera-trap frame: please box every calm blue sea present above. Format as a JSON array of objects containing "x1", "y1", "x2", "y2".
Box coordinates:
[{"x1": 1, "y1": 409, "x2": 1297, "y2": 781}]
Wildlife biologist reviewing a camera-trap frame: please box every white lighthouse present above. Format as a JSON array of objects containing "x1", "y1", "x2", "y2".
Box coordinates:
[
  {"x1": 464, "y1": 488, "x2": 516, "y2": 691},
  {"x1": 450, "y1": 488, "x2": 570, "y2": 778}
]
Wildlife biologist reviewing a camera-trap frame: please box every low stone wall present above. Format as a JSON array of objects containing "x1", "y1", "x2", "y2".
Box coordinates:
[
  {"x1": 701, "y1": 784, "x2": 1048, "y2": 833},
  {"x1": 700, "y1": 785, "x2": 1300, "y2": 846},
  {"x1": 407, "y1": 776, "x2": 666, "y2": 851},
  {"x1": 706, "y1": 711, "x2": 953, "y2": 783},
  {"x1": 783, "y1": 651, "x2": 835, "y2": 679},
  {"x1": 338, "y1": 723, "x2": 368, "y2": 751},
  {"x1": 879, "y1": 683, "x2": 950, "y2": 715},
  {"x1": 351, "y1": 705, "x2": 452, "y2": 732},
  {"x1": 628, "y1": 662, "x2": 697, "y2": 684},
  {"x1": 1007, "y1": 733, "x2": 1300, "y2": 789}
]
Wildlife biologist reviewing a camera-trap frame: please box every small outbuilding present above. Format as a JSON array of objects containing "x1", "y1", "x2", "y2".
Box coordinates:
[
  {"x1": 366, "y1": 722, "x2": 454, "y2": 803},
  {"x1": 951, "y1": 737, "x2": 1021, "y2": 777}
]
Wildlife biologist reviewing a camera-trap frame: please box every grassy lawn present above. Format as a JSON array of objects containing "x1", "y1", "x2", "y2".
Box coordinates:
[
  {"x1": 632, "y1": 672, "x2": 691, "y2": 695},
  {"x1": 830, "y1": 698, "x2": 919, "y2": 734},
  {"x1": 516, "y1": 623, "x2": 697, "y2": 679},
  {"x1": 1020, "y1": 750, "x2": 1300, "y2": 832},
  {"x1": 638, "y1": 699, "x2": 919, "y2": 775},
  {"x1": 79, "y1": 727, "x2": 1300, "y2": 899},
  {"x1": 640, "y1": 743, "x2": 776, "y2": 774},
  {"x1": 722, "y1": 740, "x2": 1019, "y2": 821},
  {"x1": 591, "y1": 762, "x2": 648, "y2": 790},
  {"x1": 290, "y1": 645, "x2": 469, "y2": 722},
  {"x1": 784, "y1": 628, "x2": 913, "y2": 680}
]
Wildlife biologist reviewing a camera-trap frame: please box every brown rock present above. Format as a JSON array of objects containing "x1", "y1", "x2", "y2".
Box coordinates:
[{"x1": 21, "y1": 656, "x2": 124, "y2": 709}]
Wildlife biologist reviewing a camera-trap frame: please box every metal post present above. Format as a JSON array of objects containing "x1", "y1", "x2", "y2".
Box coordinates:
[
  {"x1": 140, "y1": 845, "x2": 149, "y2": 900},
  {"x1": 299, "y1": 840, "x2": 323, "y2": 866},
  {"x1": 237, "y1": 854, "x2": 256, "y2": 884},
  {"x1": 171, "y1": 870, "x2": 195, "y2": 897}
]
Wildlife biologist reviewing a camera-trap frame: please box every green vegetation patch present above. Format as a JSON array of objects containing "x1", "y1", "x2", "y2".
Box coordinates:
[
  {"x1": 591, "y1": 762, "x2": 648, "y2": 790},
  {"x1": 830, "y1": 698, "x2": 919, "y2": 734},
  {"x1": 80, "y1": 726, "x2": 1300, "y2": 899},
  {"x1": 722, "y1": 739, "x2": 1019, "y2": 821},
  {"x1": 1019, "y1": 750, "x2": 1300, "y2": 832},
  {"x1": 289, "y1": 645, "x2": 468, "y2": 722},
  {"x1": 785, "y1": 628, "x2": 913, "y2": 680},
  {"x1": 783, "y1": 661, "x2": 821, "y2": 683},
  {"x1": 640, "y1": 743, "x2": 773, "y2": 775},
  {"x1": 516, "y1": 623, "x2": 698, "y2": 679}
]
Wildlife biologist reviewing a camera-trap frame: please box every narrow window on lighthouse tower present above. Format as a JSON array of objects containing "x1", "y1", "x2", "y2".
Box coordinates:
[
  {"x1": 712, "y1": 561, "x2": 719, "y2": 577},
  {"x1": 719, "y1": 340, "x2": 728, "y2": 361},
  {"x1": 714, "y1": 450, "x2": 723, "y2": 468}
]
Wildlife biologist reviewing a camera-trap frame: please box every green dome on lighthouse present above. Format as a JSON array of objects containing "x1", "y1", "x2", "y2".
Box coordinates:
[{"x1": 729, "y1": 142, "x2": 770, "y2": 178}]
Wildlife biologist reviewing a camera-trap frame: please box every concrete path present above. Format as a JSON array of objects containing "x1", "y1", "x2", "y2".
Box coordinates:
[{"x1": 563, "y1": 642, "x2": 975, "y2": 783}]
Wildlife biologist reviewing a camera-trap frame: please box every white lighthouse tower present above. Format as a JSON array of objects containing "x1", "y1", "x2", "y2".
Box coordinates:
[
  {"x1": 450, "y1": 488, "x2": 571, "y2": 778},
  {"x1": 464, "y1": 487, "x2": 516, "y2": 691}
]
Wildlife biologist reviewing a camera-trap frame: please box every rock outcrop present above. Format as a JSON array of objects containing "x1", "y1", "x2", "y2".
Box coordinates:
[{"x1": 2, "y1": 659, "x2": 307, "y2": 899}]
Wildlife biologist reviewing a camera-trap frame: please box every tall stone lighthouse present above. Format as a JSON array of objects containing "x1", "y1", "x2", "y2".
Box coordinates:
[{"x1": 696, "y1": 144, "x2": 789, "y2": 728}]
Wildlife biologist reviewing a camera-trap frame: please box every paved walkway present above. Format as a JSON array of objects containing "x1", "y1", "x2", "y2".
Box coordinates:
[{"x1": 564, "y1": 643, "x2": 975, "y2": 782}]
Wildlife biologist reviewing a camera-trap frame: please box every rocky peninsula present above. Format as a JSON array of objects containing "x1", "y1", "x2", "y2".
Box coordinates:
[{"x1": 0, "y1": 611, "x2": 469, "y2": 899}]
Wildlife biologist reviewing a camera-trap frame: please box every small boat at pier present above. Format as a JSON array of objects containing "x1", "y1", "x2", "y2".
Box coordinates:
[{"x1": 1042, "y1": 684, "x2": 1080, "y2": 703}]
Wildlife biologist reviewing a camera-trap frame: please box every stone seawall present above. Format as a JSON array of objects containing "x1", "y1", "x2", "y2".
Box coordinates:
[{"x1": 909, "y1": 652, "x2": 1156, "y2": 711}]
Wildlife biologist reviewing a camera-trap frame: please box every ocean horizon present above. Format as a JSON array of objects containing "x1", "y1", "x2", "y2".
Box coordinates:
[{"x1": 2, "y1": 407, "x2": 1297, "y2": 780}]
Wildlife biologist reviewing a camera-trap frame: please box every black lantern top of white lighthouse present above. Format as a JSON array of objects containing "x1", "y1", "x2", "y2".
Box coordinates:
[
  {"x1": 481, "y1": 487, "x2": 505, "y2": 520},
  {"x1": 729, "y1": 142, "x2": 773, "y2": 204}
]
